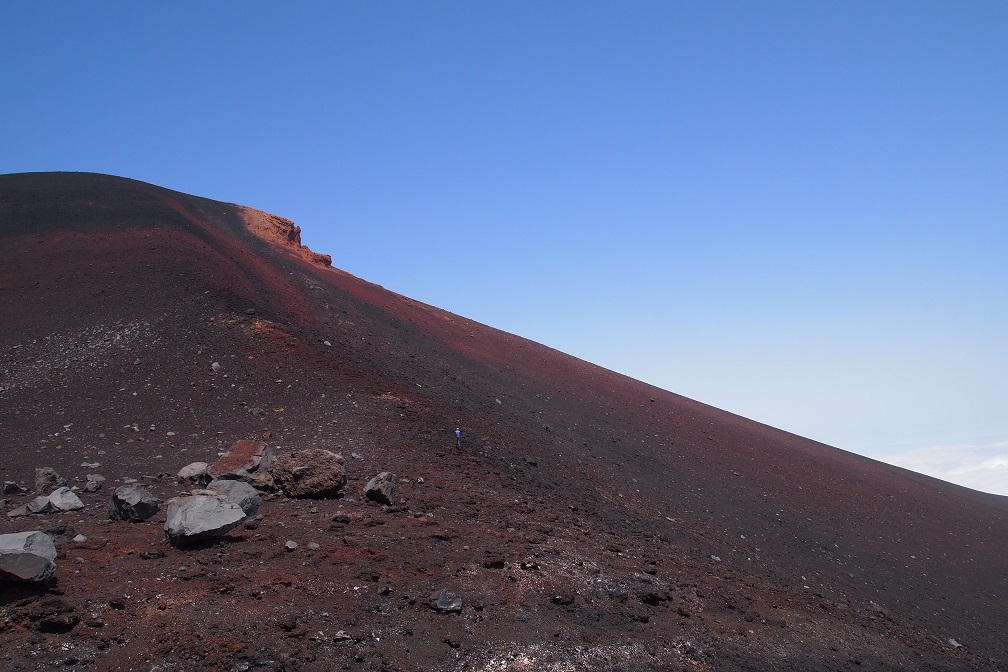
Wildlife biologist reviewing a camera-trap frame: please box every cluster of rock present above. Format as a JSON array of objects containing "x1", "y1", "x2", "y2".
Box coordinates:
[{"x1": 2, "y1": 440, "x2": 399, "y2": 583}]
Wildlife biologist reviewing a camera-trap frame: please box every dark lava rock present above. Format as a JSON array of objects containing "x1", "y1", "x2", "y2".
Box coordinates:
[
  {"x1": 109, "y1": 484, "x2": 161, "y2": 522},
  {"x1": 363, "y1": 471, "x2": 397, "y2": 505}
]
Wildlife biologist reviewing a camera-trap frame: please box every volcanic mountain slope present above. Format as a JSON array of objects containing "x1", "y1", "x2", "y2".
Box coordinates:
[{"x1": 1, "y1": 172, "x2": 1006, "y2": 672}]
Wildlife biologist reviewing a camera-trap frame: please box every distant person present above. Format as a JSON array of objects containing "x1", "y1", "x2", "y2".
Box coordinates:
[{"x1": 455, "y1": 427, "x2": 461, "y2": 448}]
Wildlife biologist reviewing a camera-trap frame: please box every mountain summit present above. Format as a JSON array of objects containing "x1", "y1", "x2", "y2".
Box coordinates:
[{"x1": 1, "y1": 172, "x2": 1005, "y2": 670}]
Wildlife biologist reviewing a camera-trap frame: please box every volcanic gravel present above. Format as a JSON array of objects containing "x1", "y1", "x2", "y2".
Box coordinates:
[{"x1": 1, "y1": 172, "x2": 1006, "y2": 671}]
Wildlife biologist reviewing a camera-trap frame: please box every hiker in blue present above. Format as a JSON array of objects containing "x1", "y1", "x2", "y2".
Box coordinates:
[{"x1": 455, "y1": 427, "x2": 461, "y2": 448}]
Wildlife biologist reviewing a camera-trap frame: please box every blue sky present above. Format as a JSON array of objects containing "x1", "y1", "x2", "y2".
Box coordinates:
[{"x1": 2, "y1": 2, "x2": 1006, "y2": 493}]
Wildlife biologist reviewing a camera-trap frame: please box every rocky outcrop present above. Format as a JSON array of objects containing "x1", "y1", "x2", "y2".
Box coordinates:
[
  {"x1": 0, "y1": 531, "x2": 57, "y2": 582},
  {"x1": 238, "y1": 207, "x2": 333, "y2": 267},
  {"x1": 268, "y1": 449, "x2": 347, "y2": 498},
  {"x1": 363, "y1": 472, "x2": 397, "y2": 505},
  {"x1": 109, "y1": 484, "x2": 161, "y2": 522},
  {"x1": 164, "y1": 494, "x2": 247, "y2": 546}
]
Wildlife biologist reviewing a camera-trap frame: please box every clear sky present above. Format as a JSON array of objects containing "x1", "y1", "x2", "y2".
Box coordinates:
[{"x1": 2, "y1": 2, "x2": 1006, "y2": 494}]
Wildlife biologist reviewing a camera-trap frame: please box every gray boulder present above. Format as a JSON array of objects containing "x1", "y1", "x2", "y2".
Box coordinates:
[
  {"x1": 205, "y1": 479, "x2": 261, "y2": 516},
  {"x1": 35, "y1": 467, "x2": 65, "y2": 494},
  {"x1": 164, "y1": 494, "x2": 247, "y2": 546},
  {"x1": 0, "y1": 531, "x2": 57, "y2": 582},
  {"x1": 84, "y1": 474, "x2": 106, "y2": 492},
  {"x1": 109, "y1": 484, "x2": 161, "y2": 522},
  {"x1": 48, "y1": 486, "x2": 84, "y2": 512},
  {"x1": 363, "y1": 472, "x2": 397, "y2": 505},
  {"x1": 177, "y1": 462, "x2": 210, "y2": 486},
  {"x1": 268, "y1": 449, "x2": 346, "y2": 498}
]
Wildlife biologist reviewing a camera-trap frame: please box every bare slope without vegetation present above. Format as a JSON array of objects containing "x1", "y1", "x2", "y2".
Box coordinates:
[{"x1": 1, "y1": 172, "x2": 1006, "y2": 671}]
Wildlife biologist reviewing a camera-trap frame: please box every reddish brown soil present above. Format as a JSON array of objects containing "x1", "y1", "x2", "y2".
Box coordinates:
[{"x1": 1, "y1": 172, "x2": 1006, "y2": 671}]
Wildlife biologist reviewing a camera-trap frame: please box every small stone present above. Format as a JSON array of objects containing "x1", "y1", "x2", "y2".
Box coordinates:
[
  {"x1": 73, "y1": 534, "x2": 87, "y2": 543},
  {"x1": 84, "y1": 474, "x2": 106, "y2": 492},
  {"x1": 429, "y1": 588, "x2": 463, "y2": 613},
  {"x1": 307, "y1": 542, "x2": 320, "y2": 551},
  {"x1": 284, "y1": 540, "x2": 298, "y2": 552}
]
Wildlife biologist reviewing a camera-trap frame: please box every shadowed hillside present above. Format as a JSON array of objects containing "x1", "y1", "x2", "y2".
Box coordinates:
[{"x1": 2, "y1": 172, "x2": 1006, "y2": 671}]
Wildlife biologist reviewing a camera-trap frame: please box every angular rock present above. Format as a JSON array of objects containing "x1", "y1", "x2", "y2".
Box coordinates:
[
  {"x1": 4, "y1": 481, "x2": 26, "y2": 495},
  {"x1": 6, "y1": 505, "x2": 28, "y2": 518},
  {"x1": 26, "y1": 495, "x2": 55, "y2": 514},
  {"x1": 363, "y1": 472, "x2": 397, "y2": 505},
  {"x1": 109, "y1": 484, "x2": 161, "y2": 522},
  {"x1": 84, "y1": 474, "x2": 106, "y2": 493},
  {"x1": 164, "y1": 494, "x2": 247, "y2": 546},
  {"x1": 208, "y1": 440, "x2": 274, "y2": 483},
  {"x1": 205, "y1": 479, "x2": 261, "y2": 516},
  {"x1": 429, "y1": 588, "x2": 463, "y2": 613},
  {"x1": 48, "y1": 486, "x2": 84, "y2": 512},
  {"x1": 177, "y1": 462, "x2": 210, "y2": 486},
  {"x1": 0, "y1": 531, "x2": 57, "y2": 582},
  {"x1": 35, "y1": 467, "x2": 66, "y2": 494},
  {"x1": 268, "y1": 449, "x2": 347, "y2": 498}
]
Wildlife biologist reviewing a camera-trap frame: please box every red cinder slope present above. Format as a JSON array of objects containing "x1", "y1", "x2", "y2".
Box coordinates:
[{"x1": 1, "y1": 172, "x2": 1006, "y2": 671}]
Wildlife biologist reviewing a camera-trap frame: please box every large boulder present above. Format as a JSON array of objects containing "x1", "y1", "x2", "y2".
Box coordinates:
[
  {"x1": 205, "y1": 479, "x2": 261, "y2": 516},
  {"x1": 48, "y1": 486, "x2": 84, "y2": 512},
  {"x1": 34, "y1": 467, "x2": 65, "y2": 494},
  {"x1": 0, "y1": 531, "x2": 57, "y2": 582},
  {"x1": 109, "y1": 484, "x2": 161, "y2": 522},
  {"x1": 363, "y1": 472, "x2": 397, "y2": 505},
  {"x1": 268, "y1": 449, "x2": 347, "y2": 498},
  {"x1": 164, "y1": 494, "x2": 247, "y2": 546},
  {"x1": 208, "y1": 440, "x2": 274, "y2": 483}
]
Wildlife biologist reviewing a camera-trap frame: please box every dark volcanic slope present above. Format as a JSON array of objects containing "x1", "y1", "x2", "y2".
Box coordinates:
[{"x1": 1, "y1": 172, "x2": 1006, "y2": 672}]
